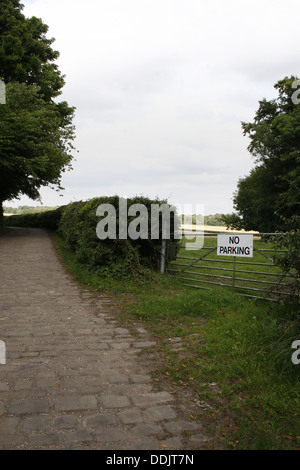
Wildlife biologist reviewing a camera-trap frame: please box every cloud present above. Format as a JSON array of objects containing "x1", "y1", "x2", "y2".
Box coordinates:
[{"x1": 9, "y1": 0, "x2": 300, "y2": 214}]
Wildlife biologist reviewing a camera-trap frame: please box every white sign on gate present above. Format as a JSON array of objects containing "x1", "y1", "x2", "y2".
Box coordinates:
[{"x1": 217, "y1": 234, "x2": 253, "y2": 258}]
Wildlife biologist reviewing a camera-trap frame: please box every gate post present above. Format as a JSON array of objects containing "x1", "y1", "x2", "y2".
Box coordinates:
[{"x1": 160, "y1": 239, "x2": 167, "y2": 274}]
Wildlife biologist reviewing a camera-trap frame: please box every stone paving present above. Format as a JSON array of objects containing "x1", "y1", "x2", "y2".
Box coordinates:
[{"x1": 0, "y1": 227, "x2": 212, "y2": 450}]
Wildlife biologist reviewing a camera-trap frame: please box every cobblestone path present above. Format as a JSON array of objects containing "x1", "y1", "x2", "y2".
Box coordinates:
[{"x1": 0, "y1": 227, "x2": 211, "y2": 450}]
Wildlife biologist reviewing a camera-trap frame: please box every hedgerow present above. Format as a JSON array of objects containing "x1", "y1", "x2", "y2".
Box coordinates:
[
  {"x1": 57, "y1": 196, "x2": 178, "y2": 279},
  {"x1": 5, "y1": 195, "x2": 179, "y2": 278},
  {"x1": 6, "y1": 205, "x2": 65, "y2": 230}
]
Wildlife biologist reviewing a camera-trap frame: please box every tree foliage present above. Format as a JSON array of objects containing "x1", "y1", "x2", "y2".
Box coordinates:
[
  {"x1": 272, "y1": 220, "x2": 300, "y2": 305},
  {"x1": 0, "y1": 82, "x2": 75, "y2": 202},
  {"x1": 0, "y1": 0, "x2": 64, "y2": 100},
  {"x1": 0, "y1": 0, "x2": 76, "y2": 222},
  {"x1": 224, "y1": 76, "x2": 300, "y2": 233}
]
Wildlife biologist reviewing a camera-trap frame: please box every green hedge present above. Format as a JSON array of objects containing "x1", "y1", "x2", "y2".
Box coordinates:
[
  {"x1": 5, "y1": 205, "x2": 66, "y2": 231},
  {"x1": 58, "y1": 196, "x2": 178, "y2": 278},
  {"x1": 6, "y1": 196, "x2": 179, "y2": 278}
]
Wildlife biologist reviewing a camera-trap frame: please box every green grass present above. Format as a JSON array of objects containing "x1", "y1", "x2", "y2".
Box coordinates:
[{"x1": 53, "y1": 233, "x2": 300, "y2": 450}]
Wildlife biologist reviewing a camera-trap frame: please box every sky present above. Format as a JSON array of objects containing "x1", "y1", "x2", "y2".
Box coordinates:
[{"x1": 6, "y1": 0, "x2": 300, "y2": 214}]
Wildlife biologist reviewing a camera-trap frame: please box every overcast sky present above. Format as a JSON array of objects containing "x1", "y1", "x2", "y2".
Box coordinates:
[{"x1": 8, "y1": 0, "x2": 299, "y2": 214}]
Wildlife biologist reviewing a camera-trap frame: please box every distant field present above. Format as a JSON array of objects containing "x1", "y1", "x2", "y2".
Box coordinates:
[{"x1": 181, "y1": 224, "x2": 258, "y2": 234}]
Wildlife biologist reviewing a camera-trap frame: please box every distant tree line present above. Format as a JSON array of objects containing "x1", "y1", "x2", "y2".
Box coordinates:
[
  {"x1": 181, "y1": 213, "x2": 228, "y2": 226},
  {"x1": 4, "y1": 205, "x2": 59, "y2": 215}
]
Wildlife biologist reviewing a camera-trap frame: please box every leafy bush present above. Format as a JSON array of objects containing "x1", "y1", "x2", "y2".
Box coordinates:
[
  {"x1": 272, "y1": 222, "x2": 300, "y2": 307},
  {"x1": 58, "y1": 196, "x2": 179, "y2": 279},
  {"x1": 275, "y1": 230, "x2": 300, "y2": 301}
]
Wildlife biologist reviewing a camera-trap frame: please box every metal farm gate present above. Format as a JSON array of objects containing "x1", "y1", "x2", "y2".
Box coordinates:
[{"x1": 166, "y1": 232, "x2": 297, "y2": 302}]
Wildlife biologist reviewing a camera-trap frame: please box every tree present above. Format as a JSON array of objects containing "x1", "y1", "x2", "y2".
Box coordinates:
[
  {"x1": 0, "y1": 0, "x2": 76, "y2": 223},
  {"x1": 0, "y1": 0, "x2": 64, "y2": 100},
  {"x1": 0, "y1": 82, "x2": 75, "y2": 213},
  {"x1": 225, "y1": 165, "x2": 283, "y2": 233},
  {"x1": 224, "y1": 76, "x2": 300, "y2": 233}
]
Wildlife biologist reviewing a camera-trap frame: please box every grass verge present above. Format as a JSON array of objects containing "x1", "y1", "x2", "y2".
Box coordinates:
[{"x1": 53, "y1": 233, "x2": 300, "y2": 450}]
